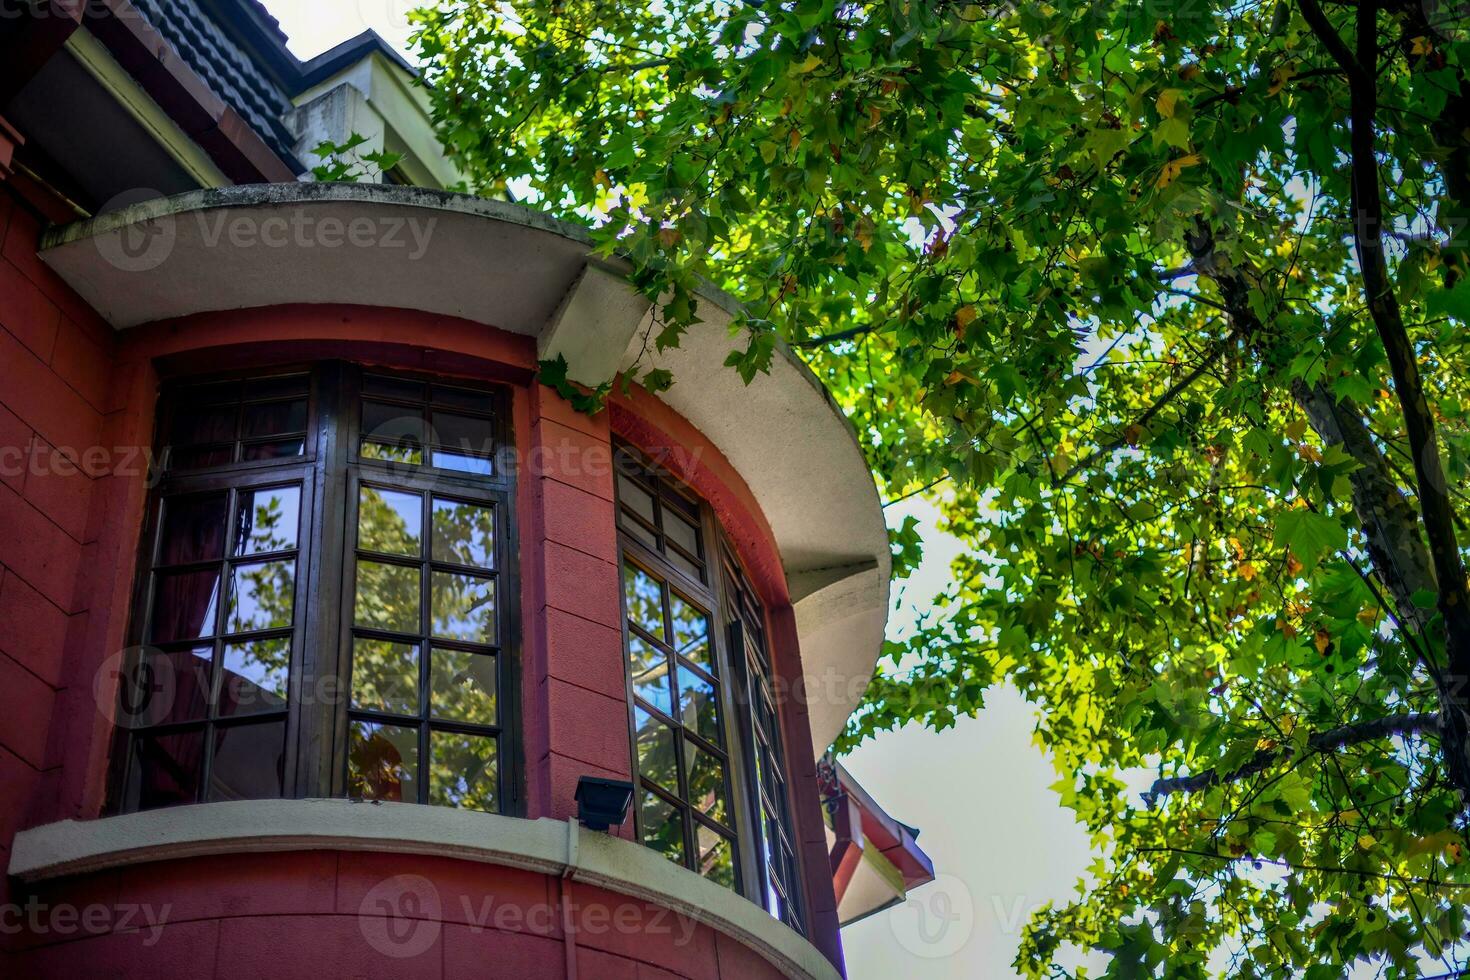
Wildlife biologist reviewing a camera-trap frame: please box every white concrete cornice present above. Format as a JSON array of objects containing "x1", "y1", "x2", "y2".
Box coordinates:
[
  {"x1": 7, "y1": 800, "x2": 840, "y2": 980},
  {"x1": 37, "y1": 183, "x2": 890, "y2": 752}
]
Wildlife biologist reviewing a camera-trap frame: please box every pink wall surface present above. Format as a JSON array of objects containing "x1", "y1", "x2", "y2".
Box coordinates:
[
  {"x1": 2, "y1": 850, "x2": 793, "y2": 979},
  {"x1": 0, "y1": 197, "x2": 844, "y2": 975}
]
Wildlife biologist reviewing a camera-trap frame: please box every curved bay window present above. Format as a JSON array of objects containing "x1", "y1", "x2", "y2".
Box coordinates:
[
  {"x1": 109, "y1": 363, "x2": 518, "y2": 816},
  {"x1": 614, "y1": 445, "x2": 806, "y2": 934}
]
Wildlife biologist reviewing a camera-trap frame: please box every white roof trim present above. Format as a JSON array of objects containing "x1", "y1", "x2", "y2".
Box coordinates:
[
  {"x1": 37, "y1": 183, "x2": 889, "y2": 752},
  {"x1": 7, "y1": 799, "x2": 841, "y2": 980}
]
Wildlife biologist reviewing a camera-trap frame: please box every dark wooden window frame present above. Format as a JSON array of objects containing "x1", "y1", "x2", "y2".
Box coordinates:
[
  {"x1": 107, "y1": 361, "x2": 523, "y2": 816},
  {"x1": 613, "y1": 442, "x2": 808, "y2": 934}
]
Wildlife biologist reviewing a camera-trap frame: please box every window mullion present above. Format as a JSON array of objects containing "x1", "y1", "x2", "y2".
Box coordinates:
[{"x1": 298, "y1": 362, "x2": 352, "y2": 799}]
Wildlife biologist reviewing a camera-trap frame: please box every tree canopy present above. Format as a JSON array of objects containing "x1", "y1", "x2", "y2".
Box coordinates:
[{"x1": 413, "y1": 0, "x2": 1470, "y2": 975}]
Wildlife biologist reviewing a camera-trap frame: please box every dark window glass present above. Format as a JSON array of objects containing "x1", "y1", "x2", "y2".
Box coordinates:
[
  {"x1": 346, "y1": 394, "x2": 507, "y2": 809},
  {"x1": 614, "y1": 447, "x2": 707, "y2": 583},
  {"x1": 110, "y1": 365, "x2": 518, "y2": 820},
  {"x1": 614, "y1": 444, "x2": 805, "y2": 932}
]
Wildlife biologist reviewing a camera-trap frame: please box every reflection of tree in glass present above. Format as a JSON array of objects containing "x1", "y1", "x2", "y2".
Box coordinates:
[
  {"x1": 236, "y1": 490, "x2": 297, "y2": 556},
  {"x1": 348, "y1": 722, "x2": 414, "y2": 802},
  {"x1": 640, "y1": 792, "x2": 684, "y2": 864},
  {"x1": 428, "y1": 732, "x2": 496, "y2": 811},
  {"x1": 432, "y1": 498, "x2": 494, "y2": 569},
  {"x1": 354, "y1": 489, "x2": 423, "y2": 634},
  {"x1": 351, "y1": 639, "x2": 419, "y2": 714},
  {"x1": 228, "y1": 560, "x2": 295, "y2": 634},
  {"x1": 697, "y1": 829, "x2": 735, "y2": 888},
  {"x1": 636, "y1": 710, "x2": 679, "y2": 793},
  {"x1": 431, "y1": 572, "x2": 495, "y2": 642}
]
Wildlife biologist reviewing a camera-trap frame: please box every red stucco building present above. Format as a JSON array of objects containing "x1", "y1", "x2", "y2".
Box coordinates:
[{"x1": 0, "y1": 2, "x2": 933, "y2": 977}]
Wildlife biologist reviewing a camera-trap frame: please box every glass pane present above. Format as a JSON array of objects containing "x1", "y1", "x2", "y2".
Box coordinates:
[
  {"x1": 621, "y1": 512, "x2": 658, "y2": 550},
  {"x1": 429, "y1": 731, "x2": 497, "y2": 812},
  {"x1": 627, "y1": 634, "x2": 672, "y2": 715},
  {"x1": 234, "y1": 485, "x2": 300, "y2": 556},
  {"x1": 241, "y1": 399, "x2": 306, "y2": 438},
  {"x1": 183, "y1": 380, "x2": 239, "y2": 406},
  {"x1": 359, "y1": 486, "x2": 422, "y2": 557},
  {"x1": 171, "y1": 445, "x2": 233, "y2": 470},
  {"x1": 354, "y1": 560, "x2": 421, "y2": 634},
  {"x1": 364, "y1": 375, "x2": 425, "y2": 400},
  {"x1": 668, "y1": 547, "x2": 703, "y2": 583},
  {"x1": 171, "y1": 404, "x2": 235, "y2": 446},
  {"x1": 151, "y1": 568, "x2": 221, "y2": 642},
  {"x1": 678, "y1": 666, "x2": 720, "y2": 746},
  {"x1": 362, "y1": 401, "x2": 425, "y2": 447},
  {"x1": 244, "y1": 374, "x2": 309, "y2": 399},
  {"x1": 617, "y1": 474, "x2": 656, "y2": 525},
  {"x1": 697, "y1": 824, "x2": 737, "y2": 889},
  {"x1": 361, "y1": 440, "x2": 422, "y2": 466},
  {"x1": 624, "y1": 564, "x2": 664, "y2": 639},
  {"x1": 665, "y1": 512, "x2": 700, "y2": 557},
  {"x1": 131, "y1": 728, "x2": 204, "y2": 810},
  {"x1": 639, "y1": 790, "x2": 685, "y2": 865},
  {"x1": 634, "y1": 708, "x2": 678, "y2": 794},
  {"x1": 219, "y1": 637, "x2": 290, "y2": 716},
  {"x1": 431, "y1": 571, "x2": 495, "y2": 643},
  {"x1": 119, "y1": 647, "x2": 210, "y2": 728},
  {"x1": 241, "y1": 438, "x2": 305, "y2": 461},
  {"x1": 348, "y1": 720, "x2": 418, "y2": 803},
  {"x1": 685, "y1": 744, "x2": 727, "y2": 823},
  {"x1": 225, "y1": 560, "x2": 295, "y2": 634},
  {"x1": 430, "y1": 450, "x2": 493, "y2": 475},
  {"x1": 206, "y1": 719, "x2": 285, "y2": 802},
  {"x1": 432, "y1": 498, "x2": 494, "y2": 569},
  {"x1": 351, "y1": 639, "x2": 419, "y2": 716},
  {"x1": 431, "y1": 648, "x2": 497, "y2": 724},
  {"x1": 158, "y1": 493, "x2": 228, "y2": 565},
  {"x1": 669, "y1": 595, "x2": 711, "y2": 671},
  {"x1": 430, "y1": 411, "x2": 493, "y2": 457},
  {"x1": 430, "y1": 384, "x2": 489, "y2": 411}
]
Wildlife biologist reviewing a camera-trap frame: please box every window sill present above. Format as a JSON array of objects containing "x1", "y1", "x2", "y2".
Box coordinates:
[{"x1": 7, "y1": 798, "x2": 838, "y2": 980}]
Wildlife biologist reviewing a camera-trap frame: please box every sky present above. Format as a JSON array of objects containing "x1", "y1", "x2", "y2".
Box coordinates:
[{"x1": 257, "y1": 2, "x2": 1107, "y2": 975}]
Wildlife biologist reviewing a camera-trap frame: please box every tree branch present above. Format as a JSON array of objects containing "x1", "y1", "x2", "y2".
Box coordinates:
[
  {"x1": 794, "y1": 324, "x2": 875, "y2": 348},
  {"x1": 1060, "y1": 327, "x2": 1236, "y2": 482},
  {"x1": 1145, "y1": 712, "x2": 1440, "y2": 802},
  {"x1": 1301, "y1": 0, "x2": 1470, "y2": 802}
]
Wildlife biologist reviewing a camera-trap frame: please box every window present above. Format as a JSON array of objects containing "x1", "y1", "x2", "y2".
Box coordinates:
[
  {"x1": 109, "y1": 364, "x2": 519, "y2": 816},
  {"x1": 614, "y1": 446, "x2": 805, "y2": 933}
]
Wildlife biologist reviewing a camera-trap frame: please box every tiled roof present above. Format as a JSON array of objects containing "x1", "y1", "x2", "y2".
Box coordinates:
[{"x1": 129, "y1": 0, "x2": 299, "y2": 160}]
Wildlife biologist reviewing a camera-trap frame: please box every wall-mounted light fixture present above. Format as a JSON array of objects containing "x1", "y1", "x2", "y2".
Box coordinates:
[{"x1": 574, "y1": 776, "x2": 634, "y2": 832}]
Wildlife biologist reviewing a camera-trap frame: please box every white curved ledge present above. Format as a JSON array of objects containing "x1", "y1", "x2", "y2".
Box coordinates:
[
  {"x1": 8, "y1": 799, "x2": 840, "y2": 980},
  {"x1": 38, "y1": 183, "x2": 888, "y2": 752}
]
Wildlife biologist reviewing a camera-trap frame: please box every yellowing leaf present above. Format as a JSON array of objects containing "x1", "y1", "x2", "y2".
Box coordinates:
[
  {"x1": 1313, "y1": 629, "x2": 1331, "y2": 654},
  {"x1": 1155, "y1": 153, "x2": 1200, "y2": 189},
  {"x1": 1410, "y1": 36, "x2": 1433, "y2": 57},
  {"x1": 955, "y1": 304, "x2": 977, "y2": 332},
  {"x1": 1156, "y1": 88, "x2": 1182, "y2": 118},
  {"x1": 1239, "y1": 562, "x2": 1258, "y2": 582},
  {"x1": 1268, "y1": 65, "x2": 1297, "y2": 96},
  {"x1": 794, "y1": 53, "x2": 822, "y2": 74},
  {"x1": 1357, "y1": 833, "x2": 1376, "y2": 851}
]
